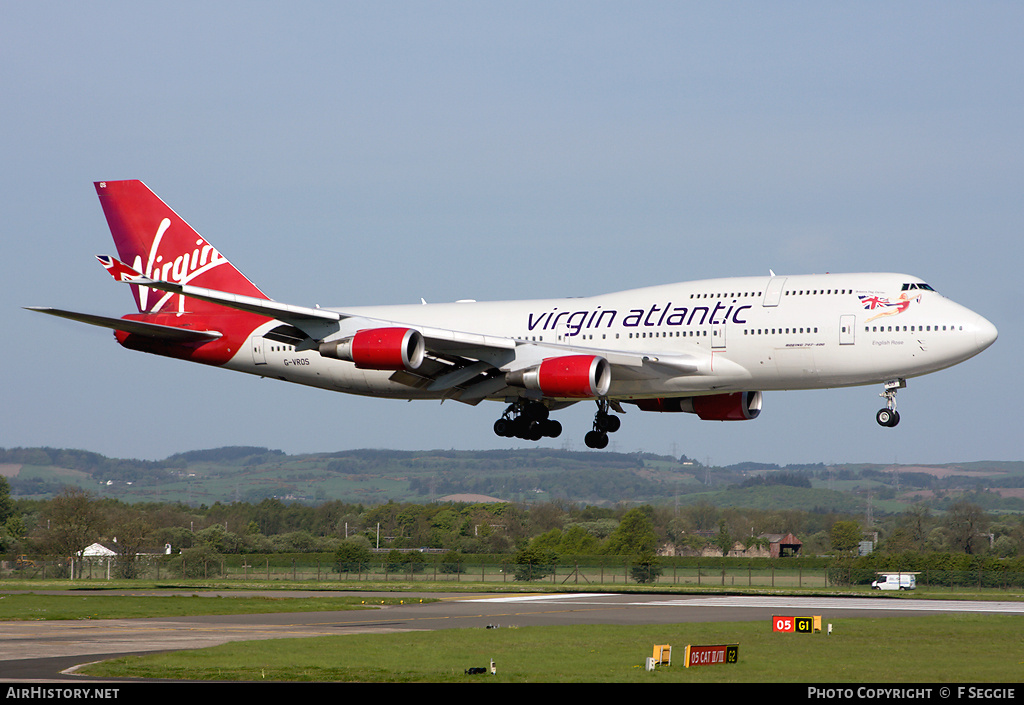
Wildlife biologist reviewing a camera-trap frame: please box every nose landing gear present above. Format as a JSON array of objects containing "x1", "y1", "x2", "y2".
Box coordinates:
[{"x1": 876, "y1": 378, "x2": 905, "y2": 427}]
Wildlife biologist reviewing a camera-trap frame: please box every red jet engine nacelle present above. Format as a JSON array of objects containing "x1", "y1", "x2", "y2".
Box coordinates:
[
  {"x1": 507, "y1": 355, "x2": 612, "y2": 398},
  {"x1": 319, "y1": 327, "x2": 425, "y2": 371}
]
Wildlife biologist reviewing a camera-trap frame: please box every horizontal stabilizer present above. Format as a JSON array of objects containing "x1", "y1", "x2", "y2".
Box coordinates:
[
  {"x1": 97, "y1": 254, "x2": 342, "y2": 324},
  {"x1": 25, "y1": 307, "x2": 223, "y2": 343}
]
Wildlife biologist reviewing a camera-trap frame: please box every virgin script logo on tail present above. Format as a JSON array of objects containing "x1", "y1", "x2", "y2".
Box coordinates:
[{"x1": 132, "y1": 218, "x2": 227, "y2": 313}]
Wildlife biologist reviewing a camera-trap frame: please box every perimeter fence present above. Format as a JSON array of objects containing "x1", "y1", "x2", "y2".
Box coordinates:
[{"x1": 6, "y1": 553, "x2": 1024, "y2": 591}]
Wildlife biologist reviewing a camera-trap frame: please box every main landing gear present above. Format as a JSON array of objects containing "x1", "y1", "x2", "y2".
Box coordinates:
[
  {"x1": 876, "y1": 378, "x2": 906, "y2": 427},
  {"x1": 584, "y1": 399, "x2": 622, "y2": 449},
  {"x1": 493, "y1": 399, "x2": 624, "y2": 448},
  {"x1": 493, "y1": 400, "x2": 562, "y2": 440}
]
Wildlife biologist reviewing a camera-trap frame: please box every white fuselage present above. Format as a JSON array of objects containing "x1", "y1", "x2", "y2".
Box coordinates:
[{"x1": 234, "y1": 272, "x2": 997, "y2": 403}]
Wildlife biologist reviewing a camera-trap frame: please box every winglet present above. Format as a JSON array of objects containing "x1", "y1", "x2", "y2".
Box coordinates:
[{"x1": 96, "y1": 254, "x2": 148, "y2": 283}]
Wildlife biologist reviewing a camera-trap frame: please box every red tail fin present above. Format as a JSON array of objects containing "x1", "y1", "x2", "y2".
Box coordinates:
[{"x1": 94, "y1": 180, "x2": 269, "y2": 314}]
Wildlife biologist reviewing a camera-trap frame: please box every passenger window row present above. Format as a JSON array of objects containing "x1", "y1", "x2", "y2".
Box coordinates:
[
  {"x1": 785, "y1": 288, "x2": 851, "y2": 296},
  {"x1": 867, "y1": 324, "x2": 962, "y2": 333},
  {"x1": 690, "y1": 291, "x2": 762, "y2": 299},
  {"x1": 743, "y1": 327, "x2": 820, "y2": 335},
  {"x1": 628, "y1": 330, "x2": 706, "y2": 339}
]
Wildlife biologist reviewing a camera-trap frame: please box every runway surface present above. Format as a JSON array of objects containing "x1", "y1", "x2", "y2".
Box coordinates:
[{"x1": 2, "y1": 591, "x2": 1022, "y2": 682}]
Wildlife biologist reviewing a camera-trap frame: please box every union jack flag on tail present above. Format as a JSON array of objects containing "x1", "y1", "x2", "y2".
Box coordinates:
[{"x1": 96, "y1": 254, "x2": 146, "y2": 283}]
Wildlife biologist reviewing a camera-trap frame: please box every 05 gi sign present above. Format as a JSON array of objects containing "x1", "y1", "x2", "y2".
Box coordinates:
[{"x1": 773, "y1": 615, "x2": 815, "y2": 633}]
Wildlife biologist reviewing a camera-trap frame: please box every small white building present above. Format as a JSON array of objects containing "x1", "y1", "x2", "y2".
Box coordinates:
[
  {"x1": 75, "y1": 541, "x2": 172, "y2": 579},
  {"x1": 79, "y1": 541, "x2": 172, "y2": 558},
  {"x1": 79, "y1": 542, "x2": 117, "y2": 558}
]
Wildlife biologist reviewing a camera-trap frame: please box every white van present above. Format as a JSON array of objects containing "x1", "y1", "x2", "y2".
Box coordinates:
[{"x1": 871, "y1": 573, "x2": 916, "y2": 591}]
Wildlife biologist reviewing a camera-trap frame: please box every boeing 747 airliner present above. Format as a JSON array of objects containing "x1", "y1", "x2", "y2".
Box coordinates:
[{"x1": 29, "y1": 181, "x2": 998, "y2": 448}]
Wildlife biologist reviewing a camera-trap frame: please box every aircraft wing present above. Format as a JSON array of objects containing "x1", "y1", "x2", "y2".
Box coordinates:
[
  {"x1": 96, "y1": 255, "x2": 710, "y2": 402},
  {"x1": 384, "y1": 336, "x2": 707, "y2": 405}
]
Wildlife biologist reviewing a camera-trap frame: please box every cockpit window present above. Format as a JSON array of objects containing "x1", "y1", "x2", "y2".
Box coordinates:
[{"x1": 902, "y1": 283, "x2": 936, "y2": 292}]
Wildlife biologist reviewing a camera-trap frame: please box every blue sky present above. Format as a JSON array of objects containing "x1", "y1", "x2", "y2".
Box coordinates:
[{"x1": 2, "y1": 3, "x2": 1020, "y2": 467}]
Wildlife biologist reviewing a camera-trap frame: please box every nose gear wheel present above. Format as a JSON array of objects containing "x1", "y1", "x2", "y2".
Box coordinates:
[{"x1": 876, "y1": 379, "x2": 905, "y2": 427}]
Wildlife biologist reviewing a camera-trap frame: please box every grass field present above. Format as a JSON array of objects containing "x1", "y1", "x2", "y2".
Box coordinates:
[
  {"x1": 77, "y1": 614, "x2": 1023, "y2": 683},
  {"x1": 0, "y1": 592, "x2": 423, "y2": 621},
  {"x1": 2, "y1": 584, "x2": 1022, "y2": 683}
]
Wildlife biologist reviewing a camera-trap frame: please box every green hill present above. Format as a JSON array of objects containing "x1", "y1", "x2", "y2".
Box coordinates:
[{"x1": 1, "y1": 447, "x2": 1021, "y2": 513}]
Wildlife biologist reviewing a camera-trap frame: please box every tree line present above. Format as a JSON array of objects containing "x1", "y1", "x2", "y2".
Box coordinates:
[{"x1": 3, "y1": 476, "x2": 1024, "y2": 581}]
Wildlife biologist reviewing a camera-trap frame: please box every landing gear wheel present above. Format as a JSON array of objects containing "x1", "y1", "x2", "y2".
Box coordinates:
[
  {"x1": 522, "y1": 401, "x2": 549, "y2": 422},
  {"x1": 876, "y1": 409, "x2": 900, "y2": 427},
  {"x1": 493, "y1": 401, "x2": 560, "y2": 441},
  {"x1": 585, "y1": 430, "x2": 609, "y2": 449},
  {"x1": 595, "y1": 412, "x2": 620, "y2": 433},
  {"x1": 876, "y1": 379, "x2": 905, "y2": 428},
  {"x1": 583, "y1": 400, "x2": 620, "y2": 448},
  {"x1": 542, "y1": 419, "x2": 562, "y2": 438},
  {"x1": 588, "y1": 399, "x2": 622, "y2": 443}
]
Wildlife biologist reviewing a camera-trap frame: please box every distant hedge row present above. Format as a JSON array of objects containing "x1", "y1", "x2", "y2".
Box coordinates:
[{"x1": 827, "y1": 551, "x2": 1024, "y2": 586}]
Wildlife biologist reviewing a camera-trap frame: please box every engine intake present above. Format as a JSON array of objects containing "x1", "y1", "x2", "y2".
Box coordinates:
[
  {"x1": 319, "y1": 327, "x2": 425, "y2": 371},
  {"x1": 506, "y1": 355, "x2": 611, "y2": 398},
  {"x1": 635, "y1": 391, "x2": 762, "y2": 420}
]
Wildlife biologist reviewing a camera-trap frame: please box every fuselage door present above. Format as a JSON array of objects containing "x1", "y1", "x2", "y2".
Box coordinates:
[
  {"x1": 763, "y1": 277, "x2": 787, "y2": 307},
  {"x1": 712, "y1": 324, "x2": 726, "y2": 350},
  {"x1": 839, "y1": 315, "x2": 856, "y2": 345},
  {"x1": 251, "y1": 335, "x2": 267, "y2": 365}
]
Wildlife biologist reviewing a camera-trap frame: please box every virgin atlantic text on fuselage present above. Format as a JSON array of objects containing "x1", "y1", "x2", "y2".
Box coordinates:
[{"x1": 526, "y1": 302, "x2": 753, "y2": 337}]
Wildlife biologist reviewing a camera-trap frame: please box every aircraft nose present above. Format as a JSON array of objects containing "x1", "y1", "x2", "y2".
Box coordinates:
[{"x1": 974, "y1": 314, "x2": 998, "y2": 352}]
